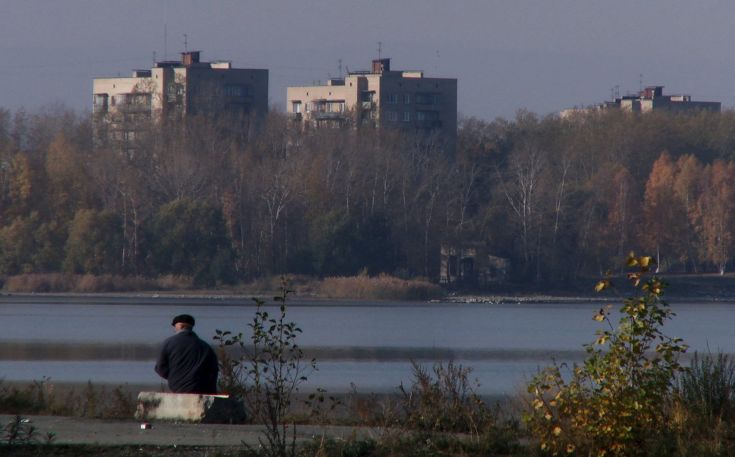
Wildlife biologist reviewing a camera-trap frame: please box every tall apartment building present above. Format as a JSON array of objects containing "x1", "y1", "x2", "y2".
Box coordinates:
[
  {"x1": 287, "y1": 58, "x2": 457, "y2": 152},
  {"x1": 93, "y1": 51, "x2": 268, "y2": 144},
  {"x1": 560, "y1": 85, "x2": 720, "y2": 118}
]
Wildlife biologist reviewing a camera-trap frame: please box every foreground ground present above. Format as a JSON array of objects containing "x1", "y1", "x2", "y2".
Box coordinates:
[{"x1": 0, "y1": 413, "x2": 381, "y2": 452}]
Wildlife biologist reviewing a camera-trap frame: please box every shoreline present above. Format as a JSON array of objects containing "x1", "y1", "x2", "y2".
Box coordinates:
[
  {"x1": 6, "y1": 270, "x2": 735, "y2": 304},
  {"x1": 3, "y1": 290, "x2": 735, "y2": 305}
]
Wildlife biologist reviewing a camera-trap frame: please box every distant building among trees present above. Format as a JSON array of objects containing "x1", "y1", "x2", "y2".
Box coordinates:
[
  {"x1": 287, "y1": 58, "x2": 458, "y2": 153},
  {"x1": 439, "y1": 244, "x2": 509, "y2": 288},
  {"x1": 560, "y1": 85, "x2": 721, "y2": 118},
  {"x1": 92, "y1": 51, "x2": 268, "y2": 147}
]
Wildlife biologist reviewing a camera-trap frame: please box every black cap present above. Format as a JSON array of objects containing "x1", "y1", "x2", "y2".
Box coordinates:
[{"x1": 171, "y1": 314, "x2": 195, "y2": 327}]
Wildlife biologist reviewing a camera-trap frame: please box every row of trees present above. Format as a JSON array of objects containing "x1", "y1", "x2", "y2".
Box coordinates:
[{"x1": 2, "y1": 105, "x2": 735, "y2": 286}]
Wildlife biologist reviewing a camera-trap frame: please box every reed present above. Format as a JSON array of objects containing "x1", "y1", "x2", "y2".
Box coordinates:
[
  {"x1": 320, "y1": 274, "x2": 443, "y2": 300},
  {"x1": 2, "y1": 273, "x2": 194, "y2": 293}
]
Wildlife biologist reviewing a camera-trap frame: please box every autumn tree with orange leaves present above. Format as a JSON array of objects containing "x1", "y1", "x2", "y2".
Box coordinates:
[
  {"x1": 642, "y1": 152, "x2": 688, "y2": 270},
  {"x1": 698, "y1": 160, "x2": 735, "y2": 274}
]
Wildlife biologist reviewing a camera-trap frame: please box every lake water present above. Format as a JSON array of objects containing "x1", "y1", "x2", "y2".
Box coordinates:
[{"x1": 1, "y1": 296, "x2": 734, "y2": 396}]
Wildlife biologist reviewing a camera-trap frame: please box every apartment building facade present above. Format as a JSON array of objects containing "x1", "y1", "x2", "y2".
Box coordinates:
[
  {"x1": 92, "y1": 51, "x2": 268, "y2": 144},
  {"x1": 560, "y1": 85, "x2": 721, "y2": 118},
  {"x1": 287, "y1": 59, "x2": 457, "y2": 152},
  {"x1": 617, "y1": 86, "x2": 721, "y2": 113}
]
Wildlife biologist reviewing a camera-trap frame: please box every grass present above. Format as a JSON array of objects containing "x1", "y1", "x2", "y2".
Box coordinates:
[
  {"x1": 236, "y1": 274, "x2": 321, "y2": 296},
  {"x1": 671, "y1": 352, "x2": 735, "y2": 456},
  {"x1": 1, "y1": 272, "x2": 446, "y2": 301},
  {"x1": 0, "y1": 444, "x2": 248, "y2": 457},
  {"x1": 320, "y1": 274, "x2": 444, "y2": 300},
  {"x1": 0, "y1": 378, "x2": 136, "y2": 419},
  {"x1": 9, "y1": 358, "x2": 735, "y2": 456},
  {"x1": 2, "y1": 273, "x2": 194, "y2": 293}
]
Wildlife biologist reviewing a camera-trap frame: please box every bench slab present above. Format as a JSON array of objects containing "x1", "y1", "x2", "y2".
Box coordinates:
[{"x1": 136, "y1": 392, "x2": 247, "y2": 424}]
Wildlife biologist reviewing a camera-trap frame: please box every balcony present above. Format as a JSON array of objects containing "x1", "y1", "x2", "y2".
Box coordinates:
[{"x1": 312, "y1": 111, "x2": 346, "y2": 120}]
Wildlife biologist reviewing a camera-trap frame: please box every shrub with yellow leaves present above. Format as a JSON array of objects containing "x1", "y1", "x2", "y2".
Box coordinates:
[{"x1": 524, "y1": 253, "x2": 687, "y2": 457}]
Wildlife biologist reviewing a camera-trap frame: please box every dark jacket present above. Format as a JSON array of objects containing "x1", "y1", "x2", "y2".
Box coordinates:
[{"x1": 155, "y1": 329, "x2": 218, "y2": 394}]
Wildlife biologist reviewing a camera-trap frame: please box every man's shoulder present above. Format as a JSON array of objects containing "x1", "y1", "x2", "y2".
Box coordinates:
[
  {"x1": 164, "y1": 330, "x2": 210, "y2": 345},
  {"x1": 161, "y1": 330, "x2": 214, "y2": 355},
  {"x1": 162, "y1": 330, "x2": 191, "y2": 345}
]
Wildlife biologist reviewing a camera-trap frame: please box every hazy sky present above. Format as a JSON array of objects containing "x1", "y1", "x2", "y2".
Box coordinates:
[{"x1": 1, "y1": 0, "x2": 734, "y2": 120}]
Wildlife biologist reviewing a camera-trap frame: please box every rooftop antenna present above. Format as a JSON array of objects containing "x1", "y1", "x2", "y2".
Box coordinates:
[
  {"x1": 338, "y1": 58, "x2": 343, "y2": 78},
  {"x1": 163, "y1": 1, "x2": 168, "y2": 60},
  {"x1": 610, "y1": 86, "x2": 621, "y2": 101},
  {"x1": 639, "y1": 73, "x2": 643, "y2": 93},
  {"x1": 183, "y1": 33, "x2": 188, "y2": 52},
  {"x1": 152, "y1": 51, "x2": 157, "y2": 65},
  {"x1": 377, "y1": 41, "x2": 382, "y2": 60}
]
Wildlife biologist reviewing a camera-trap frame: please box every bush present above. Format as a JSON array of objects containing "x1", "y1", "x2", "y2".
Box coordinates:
[
  {"x1": 394, "y1": 360, "x2": 521, "y2": 455},
  {"x1": 214, "y1": 280, "x2": 314, "y2": 457},
  {"x1": 524, "y1": 253, "x2": 687, "y2": 457},
  {"x1": 399, "y1": 361, "x2": 489, "y2": 434}
]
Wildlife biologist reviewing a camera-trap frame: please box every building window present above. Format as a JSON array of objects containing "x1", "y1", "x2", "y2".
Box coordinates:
[
  {"x1": 416, "y1": 110, "x2": 439, "y2": 121},
  {"x1": 386, "y1": 111, "x2": 398, "y2": 121},
  {"x1": 292, "y1": 101, "x2": 302, "y2": 113},
  {"x1": 93, "y1": 94, "x2": 109, "y2": 112},
  {"x1": 416, "y1": 93, "x2": 439, "y2": 105},
  {"x1": 131, "y1": 93, "x2": 151, "y2": 106},
  {"x1": 404, "y1": 94, "x2": 411, "y2": 104},
  {"x1": 330, "y1": 101, "x2": 345, "y2": 112},
  {"x1": 386, "y1": 94, "x2": 398, "y2": 104},
  {"x1": 224, "y1": 85, "x2": 250, "y2": 97},
  {"x1": 403, "y1": 111, "x2": 411, "y2": 122}
]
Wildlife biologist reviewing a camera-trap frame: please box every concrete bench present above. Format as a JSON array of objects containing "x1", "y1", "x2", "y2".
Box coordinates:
[{"x1": 136, "y1": 392, "x2": 247, "y2": 424}]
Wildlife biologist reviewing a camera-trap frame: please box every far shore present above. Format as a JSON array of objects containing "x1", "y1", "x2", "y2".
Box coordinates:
[
  {"x1": 0, "y1": 290, "x2": 608, "y2": 305},
  {"x1": 6, "y1": 271, "x2": 735, "y2": 303},
  {"x1": 5, "y1": 269, "x2": 735, "y2": 309},
  {"x1": 3, "y1": 288, "x2": 735, "y2": 306}
]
